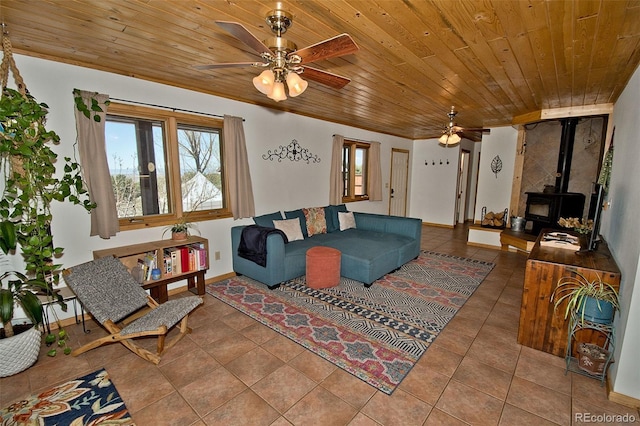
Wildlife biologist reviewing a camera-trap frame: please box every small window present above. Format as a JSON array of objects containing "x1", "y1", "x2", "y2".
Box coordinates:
[
  {"x1": 342, "y1": 140, "x2": 369, "y2": 202},
  {"x1": 105, "y1": 103, "x2": 230, "y2": 230}
]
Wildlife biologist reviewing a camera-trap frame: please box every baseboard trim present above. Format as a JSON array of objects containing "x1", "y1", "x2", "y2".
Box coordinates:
[
  {"x1": 422, "y1": 222, "x2": 454, "y2": 229},
  {"x1": 466, "y1": 241, "x2": 501, "y2": 250},
  {"x1": 608, "y1": 385, "x2": 640, "y2": 409}
]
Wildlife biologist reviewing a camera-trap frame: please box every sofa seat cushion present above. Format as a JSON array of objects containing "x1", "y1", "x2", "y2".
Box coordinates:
[{"x1": 281, "y1": 229, "x2": 415, "y2": 284}]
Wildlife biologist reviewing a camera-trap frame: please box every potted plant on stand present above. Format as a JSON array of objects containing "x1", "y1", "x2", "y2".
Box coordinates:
[
  {"x1": 551, "y1": 271, "x2": 620, "y2": 324},
  {"x1": 1, "y1": 34, "x2": 95, "y2": 374},
  {"x1": 163, "y1": 217, "x2": 199, "y2": 241},
  {"x1": 0, "y1": 220, "x2": 48, "y2": 376},
  {"x1": 550, "y1": 271, "x2": 620, "y2": 376}
]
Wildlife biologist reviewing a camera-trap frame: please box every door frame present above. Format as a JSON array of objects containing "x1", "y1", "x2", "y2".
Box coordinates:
[{"x1": 456, "y1": 149, "x2": 471, "y2": 223}]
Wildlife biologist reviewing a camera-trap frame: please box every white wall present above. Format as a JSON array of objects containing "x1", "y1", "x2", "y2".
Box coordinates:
[
  {"x1": 601, "y1": 63, "x2": 640, "y2": 399},
  {"x1": 8, "y1": 54, "x2": 411, "y2": 306},
  {"x1": 409, "y1": 139, "x2": 460, "y2": 225},
  {"x1": 473, "y1": 126, "x2": 519, "y2": 221}
]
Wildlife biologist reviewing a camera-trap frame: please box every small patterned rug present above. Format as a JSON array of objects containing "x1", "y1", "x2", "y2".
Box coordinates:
[
  {"x1": 1, "y1": 369, "x2": 133, "y2": 425},
  {"x1": 207, "y1": 250, "x2": 494, "y2": 394}
]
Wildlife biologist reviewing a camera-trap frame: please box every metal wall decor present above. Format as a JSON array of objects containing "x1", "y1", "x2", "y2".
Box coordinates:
[
  {"x1": 262, "y1": 139, "x2": 320, "y2": 163},
  {"x1": 491, "y1": 155, "x2": 503, "y2": 178}
]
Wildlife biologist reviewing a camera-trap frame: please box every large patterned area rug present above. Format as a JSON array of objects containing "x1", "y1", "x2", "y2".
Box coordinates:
[
  {"x1": 1, "y1": 369, "x2": 133, "y2": 425},
  {"x1": 207, "y1": 250, "x2": 494, "y2": 394}
]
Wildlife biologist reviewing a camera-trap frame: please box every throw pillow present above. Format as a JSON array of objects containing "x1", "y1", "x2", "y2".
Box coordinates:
[
  {"x1": 284, "y1": 209, "x2": 308, "y2": 238},
  {"x1": 273, "y1": 218, "x2": 304, "y2": 242},
  {"x1": 253, "y1": 211, "x2": 283, "y2": 228},
  {"x1": 338, "y1": 211, "x2": 356, "y2": 231},
  {"x1": 303, "y1": 207, "x2": 327, "y2": 237}
]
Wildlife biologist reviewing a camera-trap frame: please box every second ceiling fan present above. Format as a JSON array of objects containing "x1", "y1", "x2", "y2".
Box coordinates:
[
  {"x1": 195, "y1": 7, "x2": 358, "y2": 101},
  {"x1": 438, "y1": 106, "x2": 490, "y2": 146}
]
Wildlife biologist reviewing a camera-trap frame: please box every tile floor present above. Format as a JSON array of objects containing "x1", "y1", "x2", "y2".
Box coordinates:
[{"x1": 2, "y1": 224, "x2": 639, "y2": 425}]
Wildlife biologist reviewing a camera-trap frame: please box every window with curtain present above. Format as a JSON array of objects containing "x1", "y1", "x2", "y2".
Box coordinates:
[
  {"x1": 342, "y1": 140, "x2": 370, "y2": 202},
  {"x1": 105, "y1": 103, "x2": 231, "y2": 230}
]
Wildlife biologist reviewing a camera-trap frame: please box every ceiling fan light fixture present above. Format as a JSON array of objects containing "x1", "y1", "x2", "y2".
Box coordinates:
[
  {"x1": 439, "y1": 132, "x2": 461, "y2": 147},
  {"x1": 268, "y1": 81, "x2": 287, "y2": 101},
  {"x1": 286, "y1": 72, "x2": 308, "y2": 97},
  {"x1": 253, "y1": 69, "x2": 275, "y2": 95}
]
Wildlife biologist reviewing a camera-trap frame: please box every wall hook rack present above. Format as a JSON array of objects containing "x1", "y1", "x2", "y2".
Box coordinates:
[{"x1": 425, "y1": 159, "x2": 450, "y2": 166}]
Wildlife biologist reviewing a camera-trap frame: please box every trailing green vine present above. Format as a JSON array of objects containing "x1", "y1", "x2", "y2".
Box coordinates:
[
  {"x1": 1, "y1": 86, "x2": 95, "y2": 299},
  {"x1": 73, "y1": 88, "x2": 109, "y2": 122}
]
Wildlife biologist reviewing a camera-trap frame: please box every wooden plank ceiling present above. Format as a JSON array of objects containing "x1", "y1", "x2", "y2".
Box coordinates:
[{"x1": 1, "y1": 0, "x2": 639, "y2": 140}]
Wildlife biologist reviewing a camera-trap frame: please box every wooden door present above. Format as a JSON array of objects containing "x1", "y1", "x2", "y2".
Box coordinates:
[{"x1": 389, "y1": 149, "x2": 409, "y2": 216}]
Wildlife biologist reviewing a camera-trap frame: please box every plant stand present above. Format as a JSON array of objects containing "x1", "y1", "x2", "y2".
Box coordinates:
[{"x1": 565, "y1": 311, "x2": 615, "y2": 386}]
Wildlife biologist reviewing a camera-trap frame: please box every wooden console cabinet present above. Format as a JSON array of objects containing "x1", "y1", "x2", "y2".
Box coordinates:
[
  {"x1": 93, "y1": 236, "x2": 209, "y2": 303},
  {"x1": 517, "y1": 231, "x2": 620, "y2": 357}
]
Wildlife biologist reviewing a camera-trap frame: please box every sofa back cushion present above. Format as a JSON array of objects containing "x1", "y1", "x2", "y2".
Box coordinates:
[
  {"x1": 253, "y1": 211, "x2": 283, "y2": 228},
  {"x1": 324, "y1": 204, "x2": 348, "y2": 233}
]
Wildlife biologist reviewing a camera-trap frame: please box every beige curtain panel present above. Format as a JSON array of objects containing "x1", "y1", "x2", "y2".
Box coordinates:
[
  {"x1": 223, "y1": 115, "x2": 255, "y2": 219},
  {"x1": 368, "y1": 141, "x2": 382, "y2": 201},
  {"x1": 329, "y1": 134, "x2": 344, "y2": 205},
  {"x1": 73, "y1": 90, "x2": 119, "y2": 238}
]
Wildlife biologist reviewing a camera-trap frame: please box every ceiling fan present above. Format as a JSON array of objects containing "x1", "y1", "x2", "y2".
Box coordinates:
[
  {"x1": 439, "y1": 106, "x2": 490, "y2": 146},
  {"x1": 195, "y1": 7, "x2": 358, "y2": 101}
]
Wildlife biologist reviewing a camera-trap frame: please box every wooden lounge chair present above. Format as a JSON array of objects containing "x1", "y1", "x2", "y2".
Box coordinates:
[{"x1": 63, "y1": 255, "x2": 203, "y2": 364}]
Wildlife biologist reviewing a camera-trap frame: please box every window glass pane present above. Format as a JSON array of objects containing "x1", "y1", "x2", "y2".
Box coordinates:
[
  {"x1": 342, "y1": 145, "x2": 350, "y2": 197},
  {"x1": 355, "y1": 147, "x2": 367, "y2": 196},
  {"x1": 177, "y1": 124, "x2": 224, "y2": 212},
  {"x1": 106, "y1": 117, "x2": 169, "y2": 218}
]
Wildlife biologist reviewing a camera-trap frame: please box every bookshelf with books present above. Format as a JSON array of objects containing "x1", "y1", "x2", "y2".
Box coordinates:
[{"x1": 93, "y1": 236, "x2": 209, "y2": 303}]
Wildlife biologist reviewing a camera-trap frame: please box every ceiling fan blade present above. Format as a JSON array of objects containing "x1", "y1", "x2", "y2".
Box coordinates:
[
  {"x1": 301, "y1": 66, "x2": 351, "y2": 89},
  {"x1": 294, "y1": 34, "x2": 358, "y2": 64},
  {"x1": 215, "y1": 21, "x2": 272, "y2": 56},
  {"x1": 451, "y1": 125, "x2": 490, "y2": 133},
  {"x1": 194, "y1": 62, "x2": 265, "y2": 70}
]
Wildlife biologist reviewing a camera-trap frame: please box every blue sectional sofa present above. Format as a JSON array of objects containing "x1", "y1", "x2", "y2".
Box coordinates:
[{"x1": 231, "y1": 206, "x2": 422, "y2": 289}]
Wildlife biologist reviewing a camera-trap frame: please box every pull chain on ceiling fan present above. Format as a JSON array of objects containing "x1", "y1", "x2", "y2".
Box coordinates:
[{"x1": 195, "y1": 7, "x2": 358, "y2": 102}]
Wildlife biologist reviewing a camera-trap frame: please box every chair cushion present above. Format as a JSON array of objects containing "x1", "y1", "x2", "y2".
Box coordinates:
[{"x1": 120, "y1": 296, "x2": 203, "y2": 335}]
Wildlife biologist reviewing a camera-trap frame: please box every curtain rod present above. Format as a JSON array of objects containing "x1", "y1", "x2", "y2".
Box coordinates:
[
  {"x1": 333, "y1": 134, "x2": 373, "y2": 144},
  {"x1": 109, "y1": 97, "x2": 244, "y2": 121}
]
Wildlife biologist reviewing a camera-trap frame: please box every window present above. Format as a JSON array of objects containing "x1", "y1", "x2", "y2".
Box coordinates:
[
  {"x1": 342, "y1": 140, "x2": 369, "y2": 202},
  {"x1": 105, "y1": 103, "x2": 230, "y2": 230}
]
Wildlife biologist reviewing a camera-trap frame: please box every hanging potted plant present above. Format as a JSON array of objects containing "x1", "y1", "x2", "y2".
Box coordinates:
[{"x1": 1, "y1": 32, "x2": 95, "y2": 375}]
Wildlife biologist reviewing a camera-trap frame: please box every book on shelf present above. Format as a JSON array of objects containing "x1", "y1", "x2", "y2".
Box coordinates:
[
  {"x1": 540, "y1": 231, "x2": 581, "y2": 250},
  {"x1": 189, "y1": 242, "x2": 207, "y2": 271},
  {"x1": 138, "y1": 251, "x2": 157, "y2": 281},
  {"x1": 163, "y1": 248, "x2": 173, "y2": 276}
]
